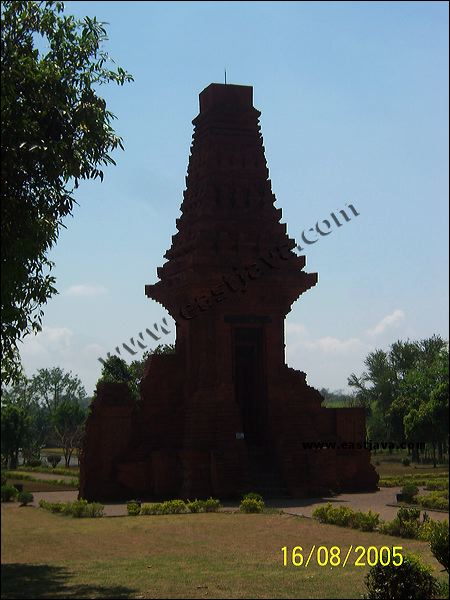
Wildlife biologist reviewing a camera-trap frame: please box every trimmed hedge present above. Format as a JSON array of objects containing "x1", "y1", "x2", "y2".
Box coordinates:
[
  {"x1": 39, "y1": 498, "x2": 103, "y2": 518},
  {"x1": 138, "y1": 497, "x2": 222, "y2": 515},
  {"x1": 312, "y1": 503, "x2": 379, "y2": 532}
]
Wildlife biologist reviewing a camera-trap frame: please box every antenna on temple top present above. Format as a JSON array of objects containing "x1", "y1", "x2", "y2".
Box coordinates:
[{"x1": 224, "y1": 68, "x2": 227, "y2": 84}]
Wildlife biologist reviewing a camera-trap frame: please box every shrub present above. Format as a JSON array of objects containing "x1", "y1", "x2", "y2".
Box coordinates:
[
  {"x1": 140, "y1": 502, "x2": 164, "y2": 515},
  {"x1": 38, "y1": 499, "x2": 64, "y2": 513},
  {"x1": 1, "y1": 472, "x2": 7, "y2": 486},
  {"x1": 379, "y1": 517, "x2": 420, "y2": 539},
  {"x1": 161, "y1": 499, "x2": 187, "y2": 514},
  {"x1": 46, "y1": 455, "x2": 62, "y2": 468},
  {"x1": 397, "y1": 506, "x2": 421, "y2": 523},
  {"x1": 69, "y1": 499, "x2": 89, "y2": 518},
  {"x1": 364, "y1": 553, "x2": 439, "y2": 599},
  {"x1": 17, "y1": 491, "x2": 34, "y2": 506},
  {"x1": 38, "y1": 498, "x2": 103, "y2": 517},
  {"x1": 401, "y1": 483, "x2": 419, "y2": 501},
  {"x1": 416, "y1": 492, "x2": 449, "y2": 511},
  {"x1": 402, "y1": 457, "x2": 411, "y2": 467},
  {"x1": 239, "y1": 497, "x2": 265, "y2": 513},
  {"x1": 186, "y1": 499, "x2": 205, "y2": 513},
  {"x1": 26, "y1": 458, "x2": 42, "y2": 467},
  {"x1": 203, "y1": 497, "x2": 221, "y2": 512},
  {"x1": 127, "y1": 500, "x2": 141, "y2": 516},
  {"x1": 1, "y1": 484, "x2": 17, "y2": 502},
  {"x1": 242, "y1": 492, "x2": 263, "y2": 503},
  {"x1": 313, "y1": 504, "x2": 379, "y2": 531},
  {"x1": 429, "y1": 520, "x2": 448, "y2": 572},
  {"x1": 83, "y1": 502, "x2": 104, "y2": 518},
  {"x1": 424, "y1": 480, "x2": 449, "y2": 491},
  {"x1": 352, "y1": 510, "x2": 380, "y2": 532}
]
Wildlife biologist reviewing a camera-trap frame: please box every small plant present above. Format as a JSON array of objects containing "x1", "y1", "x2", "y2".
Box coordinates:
[
  {"x1": 160, "y1": 499, "x2": 187, "y2": 514},
  {"x1": 38, "y1": 498, "x2": 103, "y2": 517},
  {"x1": 313, "y1": 504, "x2": 379, "y2": 532},
  {"x1": 46, "y1": 455, "x2": 62, "y2": 468},
  {"x1": 239, "y1": 497, "x2": 265, "y2": 513},
  {"x1": 379, "y1": 514, "x2": 421, "y2": 539},
  {"x1": 242, "y1": 492, "x2": 263, "y2": 503},
  {"x1": 140, "y1": 502, "x2": 164, "y2": 515},
  {"x1": 397, "y1": 506, "x2": 421, "y2": 523},
  {"x1": 429, "y1": 520, "x2": 449, "y2": 572},
  {"x1": 1, "y1": 472, "x2": 7, "y2": 486},
  {"x1": 127, "y1": 500, "x2": 141, "y2": 516},
  {"x1": 186, "y1": 499, "x2": 205, "y2": 513},
  {"x1": 203, "y1": 497, "x2": 221, "y2": 512},
  {"x1": 416, "y1": 491, "x2": 449, "y2": 511},
  {"x1": 1, "y1": 484, "x2": 18, "y2": 502},
  {"x1": 402, "y1": 457, "x2": 411, "y2": 467},
  {"x1": 363, "y1": 553, "x2": 439, "y2": 599},
  {"x1": 17, "y1": 491, "x2": 34, "y2": 506},
  {"x1": 38, "y1": 499, "x2": 64, "y2": 513},
  {"x1": 401, "y1": 483, "x2": 419, "y2": 502},
  {"x1": 352, "y1": 510, "x2": 380, "y2": 532}
]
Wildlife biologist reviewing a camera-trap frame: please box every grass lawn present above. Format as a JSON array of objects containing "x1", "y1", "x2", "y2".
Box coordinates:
[
  {"x1": 1, "y1": 506, "x2": 447, "y2": 599},
  {"x1": 5, "y1": 479, "x2": 78, "y2": 493}
]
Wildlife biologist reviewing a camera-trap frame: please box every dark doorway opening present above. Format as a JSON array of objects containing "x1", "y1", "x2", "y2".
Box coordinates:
[{"x1": 233, "y1": 326, "x2": 267, "y2": 444}]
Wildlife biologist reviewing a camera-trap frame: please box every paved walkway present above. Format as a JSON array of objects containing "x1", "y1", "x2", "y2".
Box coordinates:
[{"x1": 11, "y1": 487, "x2": 448, "y2": 521}]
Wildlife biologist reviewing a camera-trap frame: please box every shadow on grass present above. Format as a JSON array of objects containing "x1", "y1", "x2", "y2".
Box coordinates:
[{"x1": 1, "y1": 564, "x2": 136, "y2": 599}]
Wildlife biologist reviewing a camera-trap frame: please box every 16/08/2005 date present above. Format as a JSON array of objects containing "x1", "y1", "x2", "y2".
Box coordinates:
[{"x1": 281, "y1": 546, "x2": 404, "y2": 568}]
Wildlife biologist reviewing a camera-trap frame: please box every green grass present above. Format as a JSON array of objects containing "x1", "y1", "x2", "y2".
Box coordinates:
[
  {"x1": 379, "y1": 473, "x2": 449, "y2": 488},
  {"x1": 4, "y1": 471, "x2": 78, "y2": 488},
  {"x1": 16, "y1": 466, "x2": 79, "y2": 477},
  {"x1": 3, "y1": 471, "x2": 78, "y2": 493},
  {"x1": 1, "y1": 506, "x2": 447, "y2": 599}
]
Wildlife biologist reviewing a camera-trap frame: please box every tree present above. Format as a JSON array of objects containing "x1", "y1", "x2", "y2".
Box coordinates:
[
  {"x1": 52, "y1": 399, "x2": 86, "y2": 467},
  {"x1": 30, "y1": 367, "x2": 87, "y2": 414},
  {"x1": 349, "y1": 335, "x2": 448, "y2": 462},
  {"x1": 1, "y1": 1, "x2": 133, "y2": 384},
  {"x1": 1, "y1": 371, "x2": 49, "y2": 464},
  {"x1": 94, "y1": 344, "x2": 176, "y2": 401},
  {"x1": 1, "y1": 403, "x2": 31, "y2": 468}
]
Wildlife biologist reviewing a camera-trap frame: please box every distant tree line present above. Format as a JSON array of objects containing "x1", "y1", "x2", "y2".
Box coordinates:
[
  {"x1": 1, "y1": 344, "x2": 175, "y2": 469},
  {"x1": 1, "y1": 366, "x2": 88, "y2": 468},
  {"x1": 347, "y1": 335, "x2": 448, "y2": 465}
]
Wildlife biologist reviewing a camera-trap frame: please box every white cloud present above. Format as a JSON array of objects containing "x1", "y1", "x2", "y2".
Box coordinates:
[
  {"x1": 285, "y1": 321, "x2": 370, "y2": 390},
  {"x1": 20, "y1": 326, "x2": 73, "y2": 358},
  {"x1": 306, "y1": 336, "x2": 365, "y2": 354},
  {"x1": 286, "y1": 323, "x2": 366, "y2": 355},
  {"x1": 366, "y1": 309, "x2": 405, "y2": 337},
  {"x1": 65, "y1": 284, "x2": 107, "y2": 297}
]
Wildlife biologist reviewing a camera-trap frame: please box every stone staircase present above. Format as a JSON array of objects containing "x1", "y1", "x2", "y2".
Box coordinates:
[{"x1": 246, "y1": 445, "x2": 290, "y2": 498}]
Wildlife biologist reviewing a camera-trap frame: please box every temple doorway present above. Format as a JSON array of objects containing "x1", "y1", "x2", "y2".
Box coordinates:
[{"x1": 232, "y1": 326, "x2": 267, "y2": 445}]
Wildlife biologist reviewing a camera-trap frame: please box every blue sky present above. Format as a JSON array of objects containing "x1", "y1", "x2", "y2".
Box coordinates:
[{"x1": 19, "y1": 1, "x2": 449, "y2": 395}]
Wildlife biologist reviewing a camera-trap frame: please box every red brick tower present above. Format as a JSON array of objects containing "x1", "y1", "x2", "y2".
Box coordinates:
[{"x1": 79, "y1": 84, "x2": 378, "y2": 501}]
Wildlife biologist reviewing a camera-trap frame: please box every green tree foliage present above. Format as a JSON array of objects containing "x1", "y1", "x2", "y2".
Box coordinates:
[
  {"x1": 30, "y1": 366, "x2": 87, "y2": 413},
  {"x1": 1, "y1": 1, "x2": 133, "y2": 384},
  {"x1": 1, "y1": 403, "x2": 31, "y2": 468},
  {"x1": 52, "y1": 399, "x2": 86, "y2": 467},
  {"x1": 349, "y1": 335, "x2": 448, "y2": 462},
  {"x1": 1, "y1": 364, "x2": 88, "y2": 465},
  {"x1": 95, "y1": 344, "x2": 176, "y2": 401}
]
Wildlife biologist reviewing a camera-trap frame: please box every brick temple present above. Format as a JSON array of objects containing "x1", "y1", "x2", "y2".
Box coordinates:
[{"x1": 80, "y1": 83, "x2": 378, "y2": 501}]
